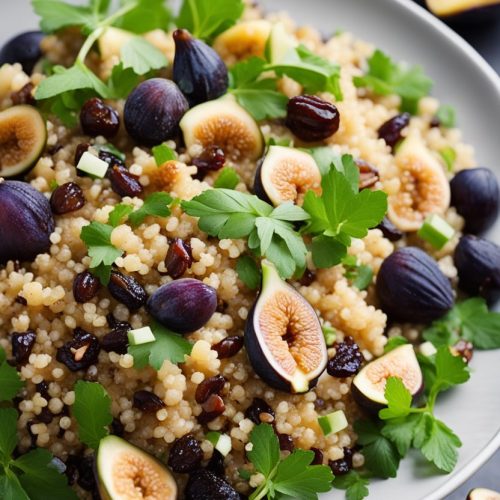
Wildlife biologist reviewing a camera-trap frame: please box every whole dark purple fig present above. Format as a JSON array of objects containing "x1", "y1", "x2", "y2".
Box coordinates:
[
  {"x1": 173, "y1": 29, "x2": 228, "y2": 107},
  {"x1": 146, "y1": 278, "x2": 217, "y2": 334},
  {"x1": 0, "y1": 31, "x2": 44, "y2": 74},
  {"x1": 124, "y1": 78, "x2": 188, "y2": 146},
  {"x1": 376, "y1": 247, "x2": 454, "y2": 323},
  {"x1": 450, "y1": 167, "x2": 499, "y2": 234},
  {"x1": 454, "y1": 235, "x2": 500, "y2": 297},
  {"x1": 0, "y1": 180, "x2": 55, "y2": 264}
]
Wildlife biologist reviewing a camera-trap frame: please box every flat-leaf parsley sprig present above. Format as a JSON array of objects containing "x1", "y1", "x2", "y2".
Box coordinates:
[{"x1": 247, "y1": 423, "x2": 333, "y2": 500}]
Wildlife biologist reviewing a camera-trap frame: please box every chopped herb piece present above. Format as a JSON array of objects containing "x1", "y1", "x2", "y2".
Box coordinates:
[
  {"x1": 435, "y1": 105, "x2": 456, "y2": 128},
  {"x1": 332, "y1": 471, "x2": 369, "y2": 500},
  {"x1": 108, "y1": 203, "x2": 134, "y2": 227},
  {"x1": 342, "y1": 256, "x2": 373, "y2": 290},
  {"x1": 120, "y1": 37, "x2": 168, "y2": 75},
  {"x1": 214, "y1": 167, "x2": 240, "y2": 189},
  {"x1": 128, "y1": 192, "x2": 173, "y2": 226},
  {"x1": 114, "y1": 0, "x2": 171, "y2": 34},
  {"x1": 439, "y1": 147, "x2": 456, "y2": 172},
  {"x1": 417, "y1": 214, "x2": 455, "y2": 249},
  {"x1": 0, "y1": 348, "x2": 24, "y2": 402},
  {"x1": 236, "y1": 255, "x2": 261, "y2": 290},
  {"x1": 73, "y1": 380, "x2": 113, "y2": 449},
  {"x1": 152, "y1": 144, "x2": 176, "y2": 166}
]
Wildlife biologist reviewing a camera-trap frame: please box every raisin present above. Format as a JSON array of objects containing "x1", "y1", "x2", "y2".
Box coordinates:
[
  {"x1": 430, "y1": 116, "x2": 441, "y2": 128},
  {"x1": 106, "y1": 164, "x2": 143, "y2": 198},
  {"x1": 168, "y1": 434, "x2": 203, "y2": 473},
  {"x1": 277, "y1": 432, "x2": 294, "y2": 452},
  {"x1": 185, "y1": 469, "x2": 240, "y2": 500},
  {"x1": 452, "y1": 339, "x2": 474, "y2": 364},
  {"x1": 327, "y1": 337, "x2": 363, "y2": 378},
  {"x1": 133, "y1": 390, "x2": 166, "y2": 413},
  {"x1": 212, "y1": 336, "x2": 244, "y2": 359},
  {"x1": 329, "y1": 447, "x2": 353, "y2": 476},
  {"x1": 110, "y1": 417, "x2": 125, "y2": 437},
  {"x1": 65, "y1": 455, "x2": 80, "y2": 486},
  {"x1": 108, "y1": 271, "x2": 147, "y2": 310},
  {"x1": 286, "y1": 95, "x2": 340, "y2": 142},
  {"x1": 377, "y1": 217, "x2": 404, "y2": 242},
  {"x1": 77, "y1": 454, "x2": 98, "y2": 492},
  {"x1": 207, "y1": 450, "x2": 226, "y2": 478},
  {"x1": 11, "y1": 82, "x2": 35, "y2": 106},
  {"x1": 195, "y1": 375, "x2": 226, "y2": 404},
  {"x1": 299, "y1": 269, "x2": 316, "y2": 286},
  {"x1": 73, "y1": 271, "x2": 100, "y2": 303},
  {"x1": 198, "y1": 394, "x2": 225, "y2": 424},
  {"x1": 106, "y1": 313, "x2": 130, "y2": 330},
  {"x1": 80, "y1": 97, "x2": 120, "y2": 138},
  {"x1": 355, "y1": 159, "x2": 380, "y2": 189},
  {"x1": 244, "y1": 398, "x2": 275, "y2": 425},
  {"x1": 101, "y1": 325, "x2": 130, "y2": 354},
  {"x1": 378, "y1": 113, "x2": 410, "y2": 150},
  {"x1": 37, "y1": 407, "x2": 54, "y2": 424},
  {"x1": 11, "y1": 330, "x2": 37, "y2": 365},
  {"x1": 311, "y1": 447, "x2": 324, "y2": 465},
  {"x1": 56, "y1": 328, "x2": 100, "y2": 371},
  {"x1": 165, "y1": 238, "x2": 193, "y2": 278},
  {"x1": 98, "y1": 149, "x2": 125, "y2": 168},
  {"x1": 192, "y1": 146, "x2": 225, "y2": 179},
  {"x1": 15, "y1": 295, "x2": 27, "y2": 305},
  {"x1": 36, "y1": 381, "x2": 50, "y2": 399},
  {"x1": 50, "y1": 182, "x2": 86, "y2": 215}
]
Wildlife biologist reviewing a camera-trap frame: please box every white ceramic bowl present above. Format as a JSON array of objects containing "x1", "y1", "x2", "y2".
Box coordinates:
[{"x1": 2, "y1": 1, "x2": 500, "y2": 498}]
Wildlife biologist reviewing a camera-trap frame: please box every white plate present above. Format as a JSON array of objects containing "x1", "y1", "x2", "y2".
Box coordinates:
[{"x1": 2, "y1": 1, "x2": 500, "y2": 498}]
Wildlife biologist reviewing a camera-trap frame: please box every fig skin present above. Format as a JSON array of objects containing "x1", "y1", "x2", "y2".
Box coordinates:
[
  {"x1": 0, "y1": 31, "x2": 44, "y2": 74},
  {"x1": 0, "y1": 180, "x2": 55, "y2": 264},
  {"x1": 173, "y1": 29, "x2": 229, "y2": 107},
  {"x1": 147, "y1": 279, "x2": 217, "y2": 334},
  {"x1": 124, "y1": 78, "x2": 188, "y2": 146},
  {"x1": 376, "y1": 247, "x2": 454, "y2": 323},
  {"x1": 454, "y1": 235, "x2": 500, "y2": 298}
]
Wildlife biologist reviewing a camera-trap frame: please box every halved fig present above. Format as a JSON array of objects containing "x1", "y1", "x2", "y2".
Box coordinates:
[
  {"x1": 388, "y1": 134, "x2": 450, "y2": 232},
  {"x1": 0, "y1": 105, "x2": 46, "y2": 178},
  {"x1": 352, "y1": 344, "x2": 423, "y2": 411},
  {"x1": 97, "y1": 435, "x2": 177, "y2": 500},
  {"x1": 254, "y1": 145, "x2": 321, "y2": 206},
  {"x1": 467, "y1": 488, "x2": 500, "y2": 500},
  {"x1": 180, "y1": 95, "x2": 263, "y2": 161},
  {"x1": 244, "y1": 261, "x2": 327, "y2": 393},
  {"x1": 426, "y1": 0, "x2": 500, "y2": 23}
]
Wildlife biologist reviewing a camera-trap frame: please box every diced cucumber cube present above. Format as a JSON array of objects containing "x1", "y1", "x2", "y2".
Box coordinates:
[
  {"x1": 205, "y1": 432, "x2": 232, "y2": 457},
  {"x1": 77, "y1": 151, "x2": 109, "y2": 178},
  {"x1": 318, "y1": 410, "x2": 348, "y2": 436},
  {"x1": 417, "y1": 214, "x2": 454, "y2": 249},
  {"x1": 127, "y1": 326, "x2": 155, "y2": 346}
]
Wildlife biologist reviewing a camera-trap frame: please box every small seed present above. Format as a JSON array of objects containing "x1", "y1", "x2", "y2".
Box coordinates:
[
  {"x1": 50, "y1": 182, "x2": 86, "y2": 215},
  {"x1": 212, "y1": 336, "x2": 244, "y2": 359},
  {"x1": 56, "y1": 328, "x2": 100, "y2": 371},
  {"x1": 244, "y1": 398, "x2": 275, "y2": 425},
  {"x1": 73, "y1": 271, "x2": 100, "y2": 303}
]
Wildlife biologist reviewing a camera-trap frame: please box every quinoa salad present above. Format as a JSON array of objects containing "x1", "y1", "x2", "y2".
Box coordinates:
[{"x1": 0, "y1": 1, "x2": 500, "y2": 499}]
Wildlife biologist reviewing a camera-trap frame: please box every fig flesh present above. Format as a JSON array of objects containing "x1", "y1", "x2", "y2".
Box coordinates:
[
  {"x1": 0, "y1": 180, "x2": 54, "y2": 264},
  {"x1": 254, "y1": 145, "x2": 321, "y2": 206},
  {"x1": 352, "y1": 344, "x2": 423, "y2": 410},
  {"x1": 426, "y1": 0, "x2": 500, "y2": 23},
  {"x1": 0, "y1": 105, "x2": 46, "y2": 178},
  {"x1": 173, "y1": 29, "x2": 228, "y2": 107},
  {"x1": 180, "y1": 94, "x2": 263, "y2": 161},
  {"x1": 244, "y1": 261, "x2": 327, "y2": 393},
  {"x1": 467, "y1": 488, "x2": 500, "y2": 500},
  {"x1": 97, "y1": 435, "x2": 177, "y2": 500}
]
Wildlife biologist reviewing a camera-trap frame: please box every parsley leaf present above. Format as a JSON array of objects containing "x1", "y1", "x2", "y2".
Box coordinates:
[
  {"x1": 435, "y1": 104, "x2": 456, "y2": 128},
  {"x1": 333, "y1": 471, "x2": 370, "y2": 500},
  {"x1": 214, "y1": 167, "x2": 240, "y2": 189},
  {"x1": 107, "y1": 62, "x2": 141, "y2": 99},
  {"x1": 152, "y1": 144, "x2": 176, "y2": 166},
  {"x1": 353, "y1": 49, "x2": 433, "y2": 113},
  {"x1": 379, "y1": 377, "x2": 413, "y2": 420},
  {"x1": 73, "y1": 381, "x2": 113, "y2": 449},
  {"x1": 342, "y1": 256, "x2": 373, "y2": 290},
  {"x1": 120, "y1": 37, "x2": 168, "y2": 75},
  {"x1": 177, "y1": 0, "x2": 244, "y2": 41},
  {"x1": 32, "y1": 0, "x2": 101, "y2": 33},
  {"x1": 108, "y1": 203, "x2": 134, "y2": 227},
  {"x1": 182, "y1": 190, "x2": 309, "y2": 278},
  {"x1": 0, "y1": 408, "x2": 18, "y2": 461},
  {"x1": 247, "y1": 423, "x2": 333, "y2": 500},
  {"x1": 128, "y1": 192, "x2": 173, "y2": 226},
  {"x1": 128, "y1": 321, "x2": 192, "y2": 370},
  {"x1": 80, "y1": 221, "x2": 123, "y2": 285},
  {"x1": 0, "y1": 349, "x2": 24, "y2": 402},
  {"x1": 236, "y1": 255, "x2": 261, "y2": 290},
  {"x1": 114, "y1": 0, "x2": 171, "y2": 34}
]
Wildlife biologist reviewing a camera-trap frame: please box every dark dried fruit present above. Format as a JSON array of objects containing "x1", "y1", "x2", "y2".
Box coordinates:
[
  {"x1": 124, "y1": 78, "x2": 189, "y2": 146},
  {"x1": 206, "y1": 450, "x2": 225, "y2": 478},
  {"x1": 377, "y1": 217, "x2": 404, "y2": 242},
  {"x1": 327, "y1": 337, "x2": 363, "y2": 378},
  {"x1": 311, "y1": 447, "x2": 324, "y2": 465},
  {"x1": 329, "y1": 448, "x2": 353, "y2": 476},
  {"x1": 80, "y1": 98, "x2": 120, "y2": 138},
  {"x1": 185, "y1": 469, "x2": 240, "y2": 500},
  {"x1": 299, "y1": 269, "x2": 316, "y2": 286},
  {"x1": 133, "y1": 390, "x2": 165, "y2": 413},
  {"x1": 101, "y1": 323, "x2": 130, "y2": 355},
  {"x1": 11, "y1": 82, "x2": 35, "y2": 106},
  {"x1": 56, "y1": 328, "x2": 100, "y2": 371},
  {"x1": 378, "y1": 113, "x2": 410, "y2": 150},
  {"x1": 0, "y1": 180, "x2": 55, "y2": 264},
  {"x1": 286, "y1": 95, "x2": 340, "y2": 142},
  {"x1": 73, "y1": 271, "x2": 100, "y2": 303},
  {"x1": 376, "y1": 247, "x2": 454, "y2": 323},
  {"x1": 50, "y1": 182, "x2": 86, "y2": 215},
  {"x1": 0, "y1": 31, "x2": 44, "y2": 74},
  {"x1": 37, "y1": 407, "x2": 54, "y2": 424},
  {"x1": 450, "y1": 167, "x2": 499, "y2": 234},
  {"x1": 76, "y1": 454, "x2": 98, "y2": 492},
  {"x1": 212, "y1": 336, "x2": 244, "y2": 359},
  {"x1": 198, "y1": 394, "x2": 225, "y2": 424},
  {"x1": 106, "y1": 165, "x2": 143, "y2": 198},
  {"x1": 75, "y1": 143, "x2": 90, "y2": 166},
  {"x1": 108, "y1": 271, "x2": 147, "y2": 310},
  {"x1": 165, "y1": 238, "x2": 192, "y2": 278},
  {"x1": 355, "y1": 159, "x2": 380, "y2": 189},
  {"x1": 173, "y1": 29, "x2": 229, "y2": 107},
  {"x1": 36, "y1": 380, "x2": 50, "y2": 399},
  {"x1": 454, "y1": 235, "x2": 500, "y2": 297},
  {"x1": 168, "y1": 434, "x2": 203, "y2": 473},
  {"x1": 192, "y1": 146, "x2": 225, "y2": 180},
  {"x1": 110, "y1": 417, "x2": 125, "y2": 437},
  {"x1": 98, "y1": 149, "x2": 125, "y2": 169},
  {"x1": 244, "y1": 398, "x2": 275, "y2": 425},
  {"x1": 195, "y1": 375, "x2": 225, "y2": 404},
  {"x1": 147, "y1": 278, "x2": 217, "y2": 333},
  {"x1": 452, "y1": 339, "x2": 474, "y2": 364},
  {"x1": 11, "y1": 330, "x2": 37, "y2": 365},
  {"x1": 277, "y1": 432, "x2": 294, "y2": 452}
]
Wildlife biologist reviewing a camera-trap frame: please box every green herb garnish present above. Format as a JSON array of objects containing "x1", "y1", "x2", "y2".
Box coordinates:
[
  {"x1": 128, "y1": 192, "x2": 172, "y2": 226},
  {"x1": 353, "y1": 49, "x2": 433, "y2": 114},
  {"x1": 439, "y1": 147, "x2": 456, "y2": 172},
  {"x1": 0, "y1": 347, "x2": 25, "y2": 401},
  {"x1": 332, "y1": 470, "x2": 370, "y2": 500},
  {"x1": 128, "y1": 321, "x2": 193, "y2": 369},
  {"x1": 435, "y1": 104, "x2": 456, "y2": 128},
  {"x1": 247, "y1": 423, "x2": 333, "y2": 500},
  {"x1": 73, "y1": 381, "x2": 113, "y2": 449},
  {"x1": 236, "y1": 255, "x2": 261, "y2": 290},
  {"x1": 342, "y1": 256, "x2": 373, "y2": 290},
  {"x1": 152, "y1": 144, "x2": 176, "y2": 166},
  {"x1": 214, "y1": 167, "x2": 240, "y2": 189}
]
